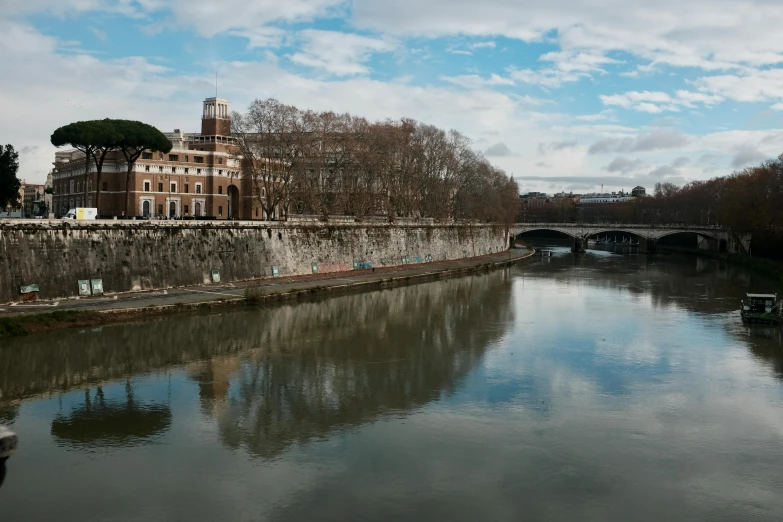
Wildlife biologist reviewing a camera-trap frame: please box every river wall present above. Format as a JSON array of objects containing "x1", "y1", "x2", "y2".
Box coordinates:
[{"x1": 0, "y1": 220, "x2": 507, "y2": 301}]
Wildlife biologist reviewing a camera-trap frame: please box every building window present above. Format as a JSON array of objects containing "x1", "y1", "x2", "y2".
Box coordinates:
[
  {"x1": 184, "y1": 168, "x2": 189, "y2": 174},
  {"x1": 185, "y1": 155, "x2": 189, "y2": 162},
  {"x1": 157, "y1": 204, "x2": 163, "y2": 215},
  {"x1": 196, "y1": 168, "x2": 201, "y2": 175},
  {"x1": 255, "y1": 208, "x2": 258, "y2": 218},
  {"x1": 171, "y1": 167, "x2": 177, "y2": 174},
  {"x1": 194, "y1": 156, "x2": 204, "y2": 164},
  {"x1": 88, "y1": 180, "x2": 92, "y2": 191},
  {"x1": 142, "y1": 152, "x2": 153, "y2": 160},
  {"x1": 158, "y1": 182, "x2": 163, "y2": 192},
  {"x1": 218, "y1": 206, "x2": 223, "y2": 216},
  {"x1": 196, "y1": 183, "x2": 202, "y2": 194},
  {"x1": 145, "y1": 165, "x2": 150, "y2": 172},
  {"x1": 70, "y1": 180, "x2": 74, "y2": 193},
  {"x1": 142, "y1": 200, "x2": 151, "y2": 217},
  {"x1": 218, "y1": 169, "x2": 223, "y2": 176},
  {"x1": 159, "y1": 166, "x2": 163, "y2": 173},
  {"x1": 144, "y1": 181, "x2": 151, "y2": 192},
  {"x1": 102, "y1": 182, "x2": 107, "y2": 191},
  {"x1": 184, "y1": 204, "x2": 189, "y2": 214},
  {"x1": 169, "y1": 154, "x2": 179, "y2": 161},
  {"x1": 170, "y1": 182, "x2": 176, "y2": 193},
  {"x1": 218, "y1": 157, "x2": 223, "y2": 164},
  {"x1": 218, "y1": 186, "x2": 223, "y2": 194},
  {"x1": 184, "y1": 184, "x2": 189, "y2": 194}
]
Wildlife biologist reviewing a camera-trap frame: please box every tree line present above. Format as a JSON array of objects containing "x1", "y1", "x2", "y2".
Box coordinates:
[{"x1": 231, "y1": 99, "x2": 520, "y2": 224}]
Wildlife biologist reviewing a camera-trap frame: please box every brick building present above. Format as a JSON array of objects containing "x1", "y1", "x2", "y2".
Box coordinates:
[{"x1": 52, "y1": 97, "x2": 262, "y2": 219}]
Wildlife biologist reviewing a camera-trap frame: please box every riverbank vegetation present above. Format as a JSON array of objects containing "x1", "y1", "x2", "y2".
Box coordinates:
[
  {"x1": 231, "y1": 99, "x2": 521, "y2": 224},
  {"x1": 0, "y1": 311, "x2": 104, "y2": 338}
]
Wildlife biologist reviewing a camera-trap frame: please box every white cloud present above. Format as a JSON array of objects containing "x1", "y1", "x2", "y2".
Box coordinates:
[
  {"x1": 600, "y1": 90, "x2": 724, "y2": 113},
  {"x1": 288, "y1": 30, "x2": 395, "y2": 76},
  {"x1": 351, "y1": 0, "x2": 783, "y2": 72},
  {"x1": 228, "y1": 27, "x2": 286, "y2": 49},
  {"x1": 691, "y1": 69, "x2": 783, "y2": 104},
  {"x1": 575, "y1": 111, "x2": 614, "y2": 122},
  {"x1": 508, "y1": 68, "x2": 581, "y2": 88},
  {"x1": 469, "y1": 41, "x2": 496, "y2": 50},
  {"x1": 441, "y1": 73, "x2": 515, "y2": 89},
  {"x1": 508, "y1": 50, "x2": 618, "y2": 88},
  {"x1": 588, "y1": 129, "x2": 690, "y2": 154},
  {"x1": 168, "y1": 0, "x2": 345, "y2": 38}
]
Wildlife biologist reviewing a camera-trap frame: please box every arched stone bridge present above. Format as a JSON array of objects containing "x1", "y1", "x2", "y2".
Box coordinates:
[{"x1": 510, "y1": 223, "x2": 752, "y2": 254}]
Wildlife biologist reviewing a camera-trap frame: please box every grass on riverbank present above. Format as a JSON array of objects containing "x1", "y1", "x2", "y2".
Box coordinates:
[{"x1": 0, "y1": 310, "x2": 106, "y2": 338}]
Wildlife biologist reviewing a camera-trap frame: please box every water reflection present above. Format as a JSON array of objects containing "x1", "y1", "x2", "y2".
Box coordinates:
[
  {"x1": 51, "y1": 382, "x2": 171, "y2": 448},
  {"x1": 0, "y1": 271, "x2": 514, "y2": 454},
  {"x1": 523, "y1": 242, "x2": 783, "y2": 379},
  {"x1": 190, "y1": 272, "x2": 515, "y2": 458},
  {"x1": 2, "y1": 252, "x2": 783, "y2": 522}
]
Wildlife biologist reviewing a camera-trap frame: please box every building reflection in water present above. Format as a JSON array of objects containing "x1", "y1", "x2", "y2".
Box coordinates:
[
  {"x1": 187, "y1": 270, "x2": 516, "y2": 458},
  {"x1": 0, "y1": 270, "x2": 515, "y2": 453}
]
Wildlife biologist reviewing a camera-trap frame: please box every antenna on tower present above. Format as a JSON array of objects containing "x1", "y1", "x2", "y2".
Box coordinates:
[{"x1": 601, "y1": 184, "x2": 604, "y2": 193}]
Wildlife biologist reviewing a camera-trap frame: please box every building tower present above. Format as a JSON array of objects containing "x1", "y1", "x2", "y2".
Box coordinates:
[{"x1": 201, "y1": 97, "x2": 230, "y2": 136}]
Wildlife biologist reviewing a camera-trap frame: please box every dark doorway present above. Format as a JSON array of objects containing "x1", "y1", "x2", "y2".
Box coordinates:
[{"x1": 227, "y1": 185, "x2": 239, "y2": 219}]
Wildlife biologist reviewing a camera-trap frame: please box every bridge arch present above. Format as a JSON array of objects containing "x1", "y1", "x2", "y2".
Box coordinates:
[
  {"x1": 656, "y1": 230, "x2": 727, "y2": 253},
  {"x1": 588, "y1": 229, "x2": 648, "y2": 241},
  {"x1": 511, "y1": 227, "x2": 581, "y2": 240},
  {"x1": 656, "y1": 229, "x2": 722, "y2": 241}
]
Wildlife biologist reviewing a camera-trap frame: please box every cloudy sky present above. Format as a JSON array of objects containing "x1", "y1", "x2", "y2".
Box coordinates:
[{"x1": 3, "y1": 0, "x2": 783, "y2": 193}]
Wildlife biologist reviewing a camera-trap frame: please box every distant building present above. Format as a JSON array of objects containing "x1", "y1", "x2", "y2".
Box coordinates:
[
  {"x1": 521, "y1": 192, "x2": 548, "y2": 199},
  {"x1": 578, "y1": 192, "x2": 635, "y2": 204},
  {"x1": 631, "y1": 186, "x2": 646, "y2": 197},
  {"x1": 23, "y1": 183, "x2": 45, "y2": 215}
]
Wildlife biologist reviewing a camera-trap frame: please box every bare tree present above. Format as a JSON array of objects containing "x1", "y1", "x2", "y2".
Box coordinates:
[
  {"x1": 231, "y1": 99, "x2": 304, "y2": 221},
  {"x1": 231, "y1": 98, "x2": 520, "y2": 225}
]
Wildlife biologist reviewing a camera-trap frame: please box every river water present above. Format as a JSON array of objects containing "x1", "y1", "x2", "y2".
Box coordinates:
[{"x1": 1, "y1": 243, "x2": 783, "y2": 521}]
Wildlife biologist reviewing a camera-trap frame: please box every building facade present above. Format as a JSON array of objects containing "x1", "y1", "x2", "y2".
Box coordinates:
[
  {"x1": 23, "y1": 183, "x2": 45, "y2": 216},
  {"x1": 52, "y1": 97, "x2": 262, "y2": 219},
  {"x1": 578, "y1": 192, "x2": 636, "y2": 204}
]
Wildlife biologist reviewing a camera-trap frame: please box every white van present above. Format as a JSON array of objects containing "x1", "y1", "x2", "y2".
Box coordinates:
[{"x1": 63, "y1": 208, "x2": 98, "y2": 220}]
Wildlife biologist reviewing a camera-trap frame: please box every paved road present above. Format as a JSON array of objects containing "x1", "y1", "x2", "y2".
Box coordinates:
[{"x1": 0, "y1": 248, "x2": 533, "y2": 317}]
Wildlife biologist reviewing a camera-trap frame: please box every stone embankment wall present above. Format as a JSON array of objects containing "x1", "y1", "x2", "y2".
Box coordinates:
[{"x1": 0, "y1": 220, "x2": 507, "y2": 301}]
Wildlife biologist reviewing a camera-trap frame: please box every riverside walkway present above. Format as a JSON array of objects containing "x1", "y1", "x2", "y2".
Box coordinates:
[{"x1": 0, "y1": 247, "x2": 533, "y2": 318}]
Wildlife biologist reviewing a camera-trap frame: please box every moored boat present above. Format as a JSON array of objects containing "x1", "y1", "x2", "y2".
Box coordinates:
[{"x1": 741, "y1": 293, "x2": 783, "y2": 325}]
